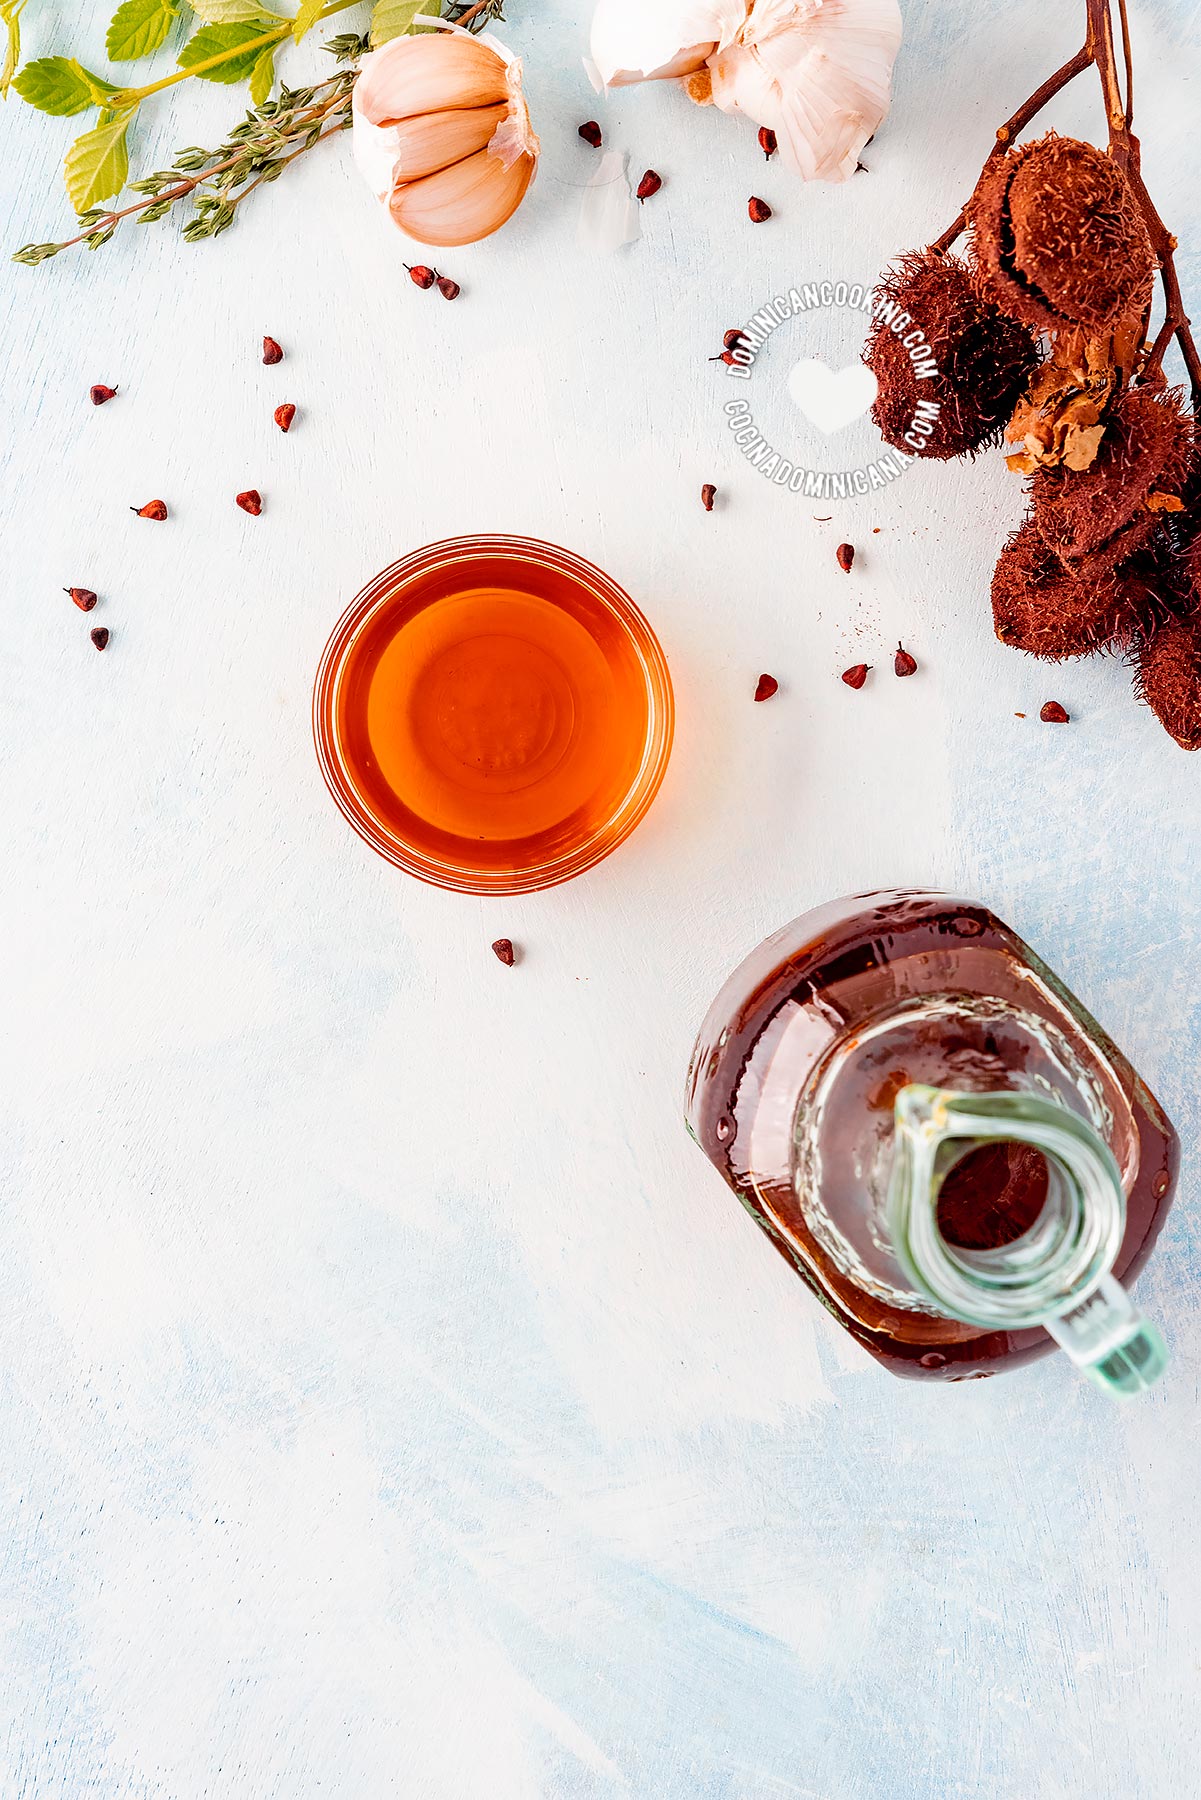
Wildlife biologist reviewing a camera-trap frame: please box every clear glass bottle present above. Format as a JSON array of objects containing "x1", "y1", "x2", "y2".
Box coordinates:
[{"x1": 685, "y1": 891, "x2": 1178, "y2": 1389}]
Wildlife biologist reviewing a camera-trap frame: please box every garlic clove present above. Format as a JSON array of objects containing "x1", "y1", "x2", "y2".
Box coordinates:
[
  {"x1": 354, "y1": 31, "x2": 510, "y2": 127},
  {"x1": 707, "y1": 0, "x2": 902, "y2": 183},
  {"x1": 589, "y1": 0, "x2": 741, "y2": 86},
  {"x1": 390, "y1": 145, "x2": 536, "y2": 246},
  {"x1": 383, "y1": 101, "x2": 510, "y2": 182}
]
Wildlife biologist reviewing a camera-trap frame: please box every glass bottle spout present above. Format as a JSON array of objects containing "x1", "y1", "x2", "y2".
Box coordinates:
[{"x1": 887, "y1": 1085, "x2": 1167, "y2": 1396}]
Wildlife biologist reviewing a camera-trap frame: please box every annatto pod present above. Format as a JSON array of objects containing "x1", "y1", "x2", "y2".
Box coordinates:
[
  {"x1": 1135, "y1": 614, "x2": 1201, "y2": 750},
  {"x1": 864, "y1": 250, "x2": 1039, "y2": 459},
  {"x1": 1030, "y1": 387, "x2": 1195, "y2": 560},
  {"x1": 991, "y1": 517, "x2": 1146, "y2": 660},
  {"x1": 966, "y1": 132, "x2": 1154, "y2": 334},
  {"x1": 353, "y1": 25, "x2": 539, "y2": 247}
]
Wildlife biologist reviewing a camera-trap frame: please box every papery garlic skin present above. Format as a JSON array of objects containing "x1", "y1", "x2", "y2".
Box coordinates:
[
  {"x1": 589, "y1": 0, "x2": 740, "y2": 85},
  {"x1": 353, "y1": 27, "x2": 539, "y2": 246},
  {"x1": 589, "y1": 0, "x2": 902, "y2": 184}
]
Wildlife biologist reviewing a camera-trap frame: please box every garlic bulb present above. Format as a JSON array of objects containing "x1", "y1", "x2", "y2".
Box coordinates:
[
  {"x1": 353, "y1": 26, "x2": 539, "y2": 247},
  {"x1": 589, "y1": 0, "x2": 902, "y2": 184}
]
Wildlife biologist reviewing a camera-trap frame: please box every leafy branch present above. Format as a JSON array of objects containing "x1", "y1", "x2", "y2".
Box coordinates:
[{"x1": 15, "y1": 50, "x2": 360, "y2": 261}]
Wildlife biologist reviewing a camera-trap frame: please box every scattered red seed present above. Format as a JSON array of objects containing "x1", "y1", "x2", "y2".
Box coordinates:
[
  {"x1": 64, "y1": 587, "x2": 98, "y2": 612},
  {"x1": 1015, "y1": 711, "x2": 1027, "y2": 718},
  {"x1": 709, "y1": 349, "x2": 740, "y2": 366},
  {"x1": 894, "y1": 642, "x2": 918, "y2": 677},
  {"x1": 754, "y1": 673, "x2": 779, "y2": 702},
  {"x1": 701, "y1": 483, "x2": 717, "y2": 512},
  {"x1": 236, "y1": 489, "x2": 263, "y2": 515},
  {"x1": 836, "y1": 542, "x2": 855, "y2": 572},
  {"x1": 436, "y1": 276, "x2": 461, "y2": 301},
  {"x1": 842, "y1": 663, "x2": 870, "y2": 689},
  {"x1": 757, "y1": 127, "x2": 777, "y2": 160},
  {"x1": 131, "y1": 499, "x2": 168, "y2": 520},
  {"x1": 90, "y1": 626, "x2": 110, "y2": 651},
  {"x1": 491, "y1": 938, "x2": 516, "y2": 966},
  {"x1": 578, "y1": 121, "x2": 602, "y2": 148},
  {"x1": 723, "y1": 329, "x2": 748, "y2": 351},
  {"x1": 1040, "y1": 700, "x2": 1070, "y2": 723},
  {"x1": 274, "y1": 402, "x2": 296, "y2": 433},
  {"x1": 90, "y1": 384, "x2": 117, "y2": 405},
  {"x1": 262, "y1": 336, "x2": 284, "y2": 364},
  {"x1": 748, "y1": 195, "x2": 772, "y2": 222},
  {"x1": 405, "y1": 264, "x2": 436, "y2": 289},
  {"x1": 636, "y1": 169, "x2": 662, "y2": 202}
]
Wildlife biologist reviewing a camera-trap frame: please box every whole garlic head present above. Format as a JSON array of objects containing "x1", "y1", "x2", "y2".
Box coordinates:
[
  {"x1": 353, "y1": 27, "x2": 539, "y2": 247},
  {"x1": 589, "y1": 0, "x2": 902, "y2": 184}
]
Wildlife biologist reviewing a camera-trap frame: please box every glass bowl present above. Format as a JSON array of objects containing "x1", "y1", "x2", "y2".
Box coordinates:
[{"x1": 313, "y1": 534, "x2": 674, "y2": 894}]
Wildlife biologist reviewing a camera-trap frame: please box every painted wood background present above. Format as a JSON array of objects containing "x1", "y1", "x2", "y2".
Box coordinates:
[{"x1": 2, "y1": 2, "x2": 1200, "y2": 1794}]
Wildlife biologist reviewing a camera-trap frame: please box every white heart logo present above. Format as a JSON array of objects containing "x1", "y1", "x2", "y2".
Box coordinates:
[{"x1": 787, "y1": 359, "x2": 878, "y2": 435}]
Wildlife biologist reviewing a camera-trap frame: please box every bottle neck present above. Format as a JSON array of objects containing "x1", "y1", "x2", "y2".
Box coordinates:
[{"x1": 887, "y1": 1086, "x2": 1166, "y2": 1396}]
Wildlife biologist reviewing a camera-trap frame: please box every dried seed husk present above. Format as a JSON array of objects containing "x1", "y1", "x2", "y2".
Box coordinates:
[
  {"x1": 1135, "y1": 615, "x2": 1201, "y2": 749},
  {"x1": 1001, "y1": 326, "x2": 1140, "y2": 476},
  {"x1": 865, "y1": 250, "x2": 1039, "y2": 459},
  {"x1": 1030, "y1": 387, "x2": 1195, "y2": 559},
  {"x1": 991, "y1": 517, "x2": 1145, "y2": 660},
  {"x1": 967, "y1": 133, "x2": 1154, "y2": 334}
]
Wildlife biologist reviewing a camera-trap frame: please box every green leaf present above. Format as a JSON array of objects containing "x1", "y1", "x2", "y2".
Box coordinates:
[
  {"x1": 369, "y1": 0, "x2": 427, "y2": 47},
  {"x1": 189, "y1": 0, "x2": 279, "y2": 21},
  {"x1": 291, "y1": 0, "x2": 323, "y2": 44},
  {"x1": 248, "y1": 41, "x2": 274, "y2": 102},
  {"x1": 1, "y1": 0, "x2": 25, "y2": 100},
  {"x1": 14, "y1": 55, "x2": 96, "y2": 114},
  {"x1": 106, "y1": 0, "x2": 178, "y2": 61},
  {"x1": 177, "y1": 19, "x2": 274, "y2": 82},
  {"x1": 64, "y1": 112, "x2": 131, "y2": 211}
]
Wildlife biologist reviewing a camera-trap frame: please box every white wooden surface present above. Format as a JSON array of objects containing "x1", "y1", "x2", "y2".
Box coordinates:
[{"x1": 3, "y1": 3, "x2": 1201, "y2": 1796}]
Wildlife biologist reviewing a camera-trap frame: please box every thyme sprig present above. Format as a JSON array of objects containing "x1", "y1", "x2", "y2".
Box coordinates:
[{"x1": 14, "y1": 47, "x2": 360, "y2": 263}]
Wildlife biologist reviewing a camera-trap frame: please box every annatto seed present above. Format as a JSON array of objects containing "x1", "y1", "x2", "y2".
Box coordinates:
[
  {"x1": 90, "y1": 384, "x2": 118, "y2": 405},
  {"x1": 754, "y1": 673, "x2": 779, "y2": 702},
  {"x1": 65, "y1": 587, "x2": 98, "y2": 611},
  {"x1": 274, "y1": 403, "x2": 296, "y2": 432},
  {"x1": 836, "y1": 542, "x2": 854, "y2": 572},
  {"x1": 748, "y1": 196, "x2": 772, "y2": 222},
  {"x1": 1040, "y1": 700, "x2": 1070, "y2": 723},
  {"x1": 262, "y1": 336, "x2": 284, "y2": 364},
  {"x1": 842, "y1": 663, "x2": 870, "y2": 689},
  {"x1": 492, "y1": 938, "x2": 516, "y2": 966},
  {"x1": 236, "y1": 489, "x2": 263, "y2": 515}
]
